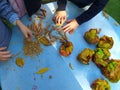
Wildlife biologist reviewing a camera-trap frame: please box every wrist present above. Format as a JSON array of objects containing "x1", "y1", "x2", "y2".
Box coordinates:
[
  {"x1": 75, "y1": 19, "x2": 79, "y2": 26},
  {"x1": 16, "y1": 20, "x2": 23, "y2": 28}
]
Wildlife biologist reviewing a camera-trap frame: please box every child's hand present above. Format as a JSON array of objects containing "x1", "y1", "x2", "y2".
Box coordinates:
[
  {"x1": 19, "y1": 24, "x2": 33, "y2": 39},
  {"x1": 0, "y1": 47, "x2": 12, "y2": 61},
  {"x1": 62, "y1": 19, "x2": 79, "y2": 34},
  {"x1": 54, "y1": 11, "x2": 67, "y2": 26},
  {"x1": 16, "y1": 20, "x2": 33, "y2": 39}
]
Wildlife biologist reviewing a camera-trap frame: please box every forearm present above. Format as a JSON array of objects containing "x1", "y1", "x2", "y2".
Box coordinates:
[
  {"x1": 16, "y1": 20, "x2": 24, "y2": 28},
  {"x1": 16, "y1": 19, "x2": 26, "y2": 32},
  {"x1": 76, "y1": 0, "x2": 108, "y2": 25}
]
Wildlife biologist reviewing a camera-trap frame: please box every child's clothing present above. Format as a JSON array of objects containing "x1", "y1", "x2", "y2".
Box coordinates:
[
  {"x1": 57, "y1": 0, "x2": 108, "y2": 25},
  {"x1": 0, "y1": 20, "x2": 11, "y2": 47},
  {"x1": 8, "y1": 0, "x2": 27, "y2": 17},
  {"x1": 23, "y1": 0, "x2": 42, "y2": 17},
  {"x1": 0, "y1": 0, "x2": 19, "y2": 47},
  {"x1": 0, "y1": 0, "x2": 19, "y2": 24},
  {"x1": 8, "y1": 0, "x2": 42, "y2": 17}
]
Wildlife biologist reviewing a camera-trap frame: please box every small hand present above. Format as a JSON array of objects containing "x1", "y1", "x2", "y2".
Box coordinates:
[
  {"x1": 54, "y1": 11, "x2": 66, "y2": 26},
  {"x1": 20, "y1": 24, "x2": 33, "y2": 39},
  {"x1": 16, "y1": 20, "x2": 33, "y2": 40},
  {"x1": 62, "y1": 19, "x2": 79, "y2": 34},
  {"x1": 0, "y1": 47, "x2": 12, "y2": 61}
]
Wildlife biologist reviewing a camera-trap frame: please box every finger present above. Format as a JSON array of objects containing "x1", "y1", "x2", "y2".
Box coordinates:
[
  {"x1": 0, "y1": 51, "x2": 11, "y2": 55},
  {"x1": 53, "y1": 15, "x2": 57, "y2": 21},
  {"x1": 60, "y1": 17, "x2": 64, "y2": 25},
  {"x1": 62, "y1": 24, "x2": 70, "y2": 30},
  {"x1": 55, "y1": 16, "x2": 59, "y2": 24},
  {"x1": 57, "y1": 16, "x2": 61, "y2": 24},
  {"x1": 0, "y1": 47, "x2": 7, "y2": 51},
  {"x1": 56, "y1": 16, "x2": 59, "y2": 20},
  {"x1": 64, "y1": 27, "x2": 72, "y2": 33},
  {"x1": 63, "y1": 16, "x2": 66, "y2": 21},
  {"x1": 2, "y1": 54, "x2": 12, "y2": 58}
]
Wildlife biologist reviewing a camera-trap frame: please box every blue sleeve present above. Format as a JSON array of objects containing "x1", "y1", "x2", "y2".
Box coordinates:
[
  {"x1": 57, "y1": 0, "x2": 67, "y2": 11},
  {"x1": 0, "y1": 0, "x2": 19, "y2": 24},
  {"x1": 76, "y1": 0, "x2": 109, "y2": 25}
]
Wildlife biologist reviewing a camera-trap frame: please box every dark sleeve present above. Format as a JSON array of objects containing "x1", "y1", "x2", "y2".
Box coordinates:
[
  {"x1": 56, "y1": 0, "x2": 67, "y2": 11},
  {"x1": 76, "y1": 0, "x2": 109, "y2": 25},
  {"x1": 23, "y1": 0, "x2": 42, "y2": 17}
]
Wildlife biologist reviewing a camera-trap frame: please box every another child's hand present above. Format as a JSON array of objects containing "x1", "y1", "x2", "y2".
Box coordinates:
[
  {"x1": 54, "y1": 11, "x2": 67, "y2": 26},
  {"x1": 16, "y1": 20, "x2": 33, "y2": 39},
  {"x1": 62, "y1": 19, "x2": 79, "y2": 34},
  {"x1": 0, "y1": 47, "x2": 12, "y2": 61}
]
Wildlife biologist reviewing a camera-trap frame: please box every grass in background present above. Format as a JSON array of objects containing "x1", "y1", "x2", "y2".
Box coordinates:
[
  {"x1": 104, "y1": 0, "x2": 120, "y2": 23},
  {"x1": 43, "y1": 0, "x2": 55, "y2": 4}
]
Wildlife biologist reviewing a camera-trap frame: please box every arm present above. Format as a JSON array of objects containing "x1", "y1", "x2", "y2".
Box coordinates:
[
  {"x1": 0, "y1": 0, "x2": 32, "y2": 39},
  {"x1": 62, "y1": 0, "x2": 108, "y2": 34},
  {"x1": 76, "y1": 0, "x2": 109, "y2": 25},
  {"x1": 0, "y1": 0, "x2": 19, "y2": 24}
]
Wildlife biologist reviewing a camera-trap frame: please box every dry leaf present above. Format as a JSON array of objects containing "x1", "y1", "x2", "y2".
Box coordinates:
[
  {"x1": 36, "y1": 68, "x2": 50, "y2": 74},
  {"x1": 16, "y1": 57, "x2": 24, "y2": 67},
  {"x1": 103, "y1": 11, "x2": 109, "y2": 19}
]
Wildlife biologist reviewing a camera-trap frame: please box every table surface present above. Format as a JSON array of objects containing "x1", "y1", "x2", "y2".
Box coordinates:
[{"x1": 0, "y1": 1, "x2": 120, "y2": 90}]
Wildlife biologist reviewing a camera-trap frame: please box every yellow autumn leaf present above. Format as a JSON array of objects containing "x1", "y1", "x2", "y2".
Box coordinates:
[
  {"x1": 16, "y1": 57, "x2": 24, "y2": 67},
  {"x1": 36, "y1": 68, "x2": 50, "y2": 74},
  {"x1": 102, "y1": 11, "x2": 109, "y2": 19}
]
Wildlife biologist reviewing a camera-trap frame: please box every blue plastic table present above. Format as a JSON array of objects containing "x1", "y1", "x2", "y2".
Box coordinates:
[{"x1": 0, "y1": 1, "x2": 120, "y2": 90}]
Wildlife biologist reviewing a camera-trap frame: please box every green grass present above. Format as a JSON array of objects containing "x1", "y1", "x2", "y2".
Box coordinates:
[
  {"x1": 43, "y1": 0, "x2": 55, "y2": 3},
  {"x1": 104, "y1": 0, "x2": 120, "y2": 23}
]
